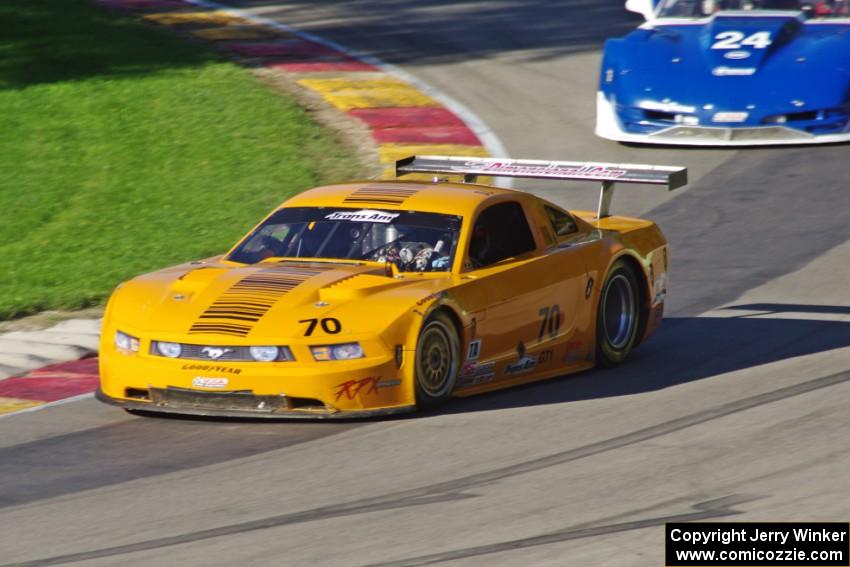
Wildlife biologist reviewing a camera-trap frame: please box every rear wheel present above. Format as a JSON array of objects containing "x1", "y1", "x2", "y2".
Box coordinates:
[
  {"x1": 596, "y1": 260, "x2": 641, "y2": 367},
  {"x1": 414, "y1": 312, "x2": 460, "y2": 408}
]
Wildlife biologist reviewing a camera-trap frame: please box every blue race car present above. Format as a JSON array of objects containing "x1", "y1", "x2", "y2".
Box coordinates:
[{"x1": 596, "y1": 0, "x2": 850, "y2": 145}]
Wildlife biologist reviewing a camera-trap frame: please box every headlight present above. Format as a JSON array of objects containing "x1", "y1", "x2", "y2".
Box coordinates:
[
  {"x1": 155, "y1": 341, "x2": 182, "y2": 358},
  {"x1": 763, "y1": 114, "x2": 787, "y2": 124},
  {"x1": 249, "y1": 346, "x2": 279, "y2": 362},
  {"x1": 115, "y1": 330, "x2": 140, "y2": 353},
  {"x1": 311, "y1": 343, "x2": 365, "y2": 361}
]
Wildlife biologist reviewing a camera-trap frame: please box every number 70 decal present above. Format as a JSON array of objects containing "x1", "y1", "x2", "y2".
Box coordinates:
[
  {"x1": 537, "y1": 304, "x2": 562, "y2": 342},
  {"x1": 712, "y1": 31, "x2": 772, "y2": 50}
]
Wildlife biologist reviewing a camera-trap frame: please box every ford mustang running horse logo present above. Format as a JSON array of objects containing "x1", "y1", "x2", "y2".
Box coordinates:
[{"x1": 201, "y1": 346, "x2": 231, "y2": 360}]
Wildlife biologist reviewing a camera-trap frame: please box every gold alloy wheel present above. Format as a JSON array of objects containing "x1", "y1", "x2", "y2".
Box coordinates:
[{"x1": 415, "y1": 317, "x2": 457, "y2": 400}]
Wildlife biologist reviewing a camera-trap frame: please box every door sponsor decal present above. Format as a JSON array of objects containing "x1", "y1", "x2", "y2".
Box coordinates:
[
  {"x1": 466, "y1": 339, "x2": 482, "y2": 361},
  {"x1": 505, "y1": 341, "x2": 536, "y2": 375},
  {"x1": 505, "y1": 357, "x2": 536, "y2": 375},
  {"x1": 458, "y1": 360, "x2": 496, "y2": 387},
  {"x1": 563, "y1": 340, "x2": 588, "y2": 364}
]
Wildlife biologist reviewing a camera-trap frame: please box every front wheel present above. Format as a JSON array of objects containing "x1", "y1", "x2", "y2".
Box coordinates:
[
  {"x1": 414, "y1": 312, "x2": 460, "y2": 408},
  {"x1": 596, "y1": 260, "x2": 641, "y2": 367}
]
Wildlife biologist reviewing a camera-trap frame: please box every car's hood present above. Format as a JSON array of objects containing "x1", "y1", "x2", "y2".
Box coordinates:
[
  {"x1": 612, "y1": 15, "x2": 850, "y2": 110},
  {"x1": 112, "y1": 260, "x2": 451, "y2": 339}
]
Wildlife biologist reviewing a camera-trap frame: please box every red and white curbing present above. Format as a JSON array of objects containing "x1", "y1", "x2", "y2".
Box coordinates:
[{"x1": 0, "y1": 320, "x2": 100, "y2": 416}]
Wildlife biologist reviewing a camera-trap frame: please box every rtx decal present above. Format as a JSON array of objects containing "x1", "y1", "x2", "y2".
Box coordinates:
[{"x1": 334, "y1": 377, "x2": 399, "y2": 401}]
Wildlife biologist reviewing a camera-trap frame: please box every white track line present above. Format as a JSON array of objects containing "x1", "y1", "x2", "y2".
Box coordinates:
[{"x1": 0, "y1": 392, "x2": 94, "y2": 421}]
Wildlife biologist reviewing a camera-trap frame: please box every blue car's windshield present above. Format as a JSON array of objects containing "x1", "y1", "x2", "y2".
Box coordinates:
[
  {"x1": 228, "y1": 207, "x2": 461, "y2": 273},
  {"x1": 658, "y1": 0, "x2": 849, "y2": 17}
]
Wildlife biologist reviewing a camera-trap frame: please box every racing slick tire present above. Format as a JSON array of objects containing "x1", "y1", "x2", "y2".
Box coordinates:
[
  {"x1": 414, "y1": 311, "x2": 460, "y2": 408},
  {"x1": 596, "y1": 259, "x2": 641, "y2": 367}
]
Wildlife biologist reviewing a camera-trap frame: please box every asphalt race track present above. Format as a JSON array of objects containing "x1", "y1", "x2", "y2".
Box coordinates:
[{"x1": 3, "y1": 2, "x2": 850, "y2": 566}]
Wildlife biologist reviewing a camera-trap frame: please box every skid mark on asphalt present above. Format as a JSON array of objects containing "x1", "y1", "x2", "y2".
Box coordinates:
[
  {"x1": 8, "y1": 369, "x2": 849, "y2": 567},
  {"x1": 364, "y1": 494, "x2": 759, "y2": 567},
  {"x1": 0, "y1": 417, "x2": 360, "y2": 510}
]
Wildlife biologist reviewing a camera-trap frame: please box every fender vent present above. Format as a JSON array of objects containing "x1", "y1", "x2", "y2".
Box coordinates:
[
  {"x1": 189, "y1": 266, "x2": 327, "y2": 336},
  {"x1": 343, "y1": 184, "x2": 420, "y2": 206}
]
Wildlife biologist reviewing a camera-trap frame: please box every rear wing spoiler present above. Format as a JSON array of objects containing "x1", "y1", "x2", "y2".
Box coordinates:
[{"x1": 395, "y1": 155, "x2": 687, "y2": 218}]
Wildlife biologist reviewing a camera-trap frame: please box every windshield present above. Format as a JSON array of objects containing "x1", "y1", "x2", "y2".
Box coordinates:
[
  {"x1": 658, "y1": 0, "x2": 849, "y2": 18},
  {"x1": 228, "y1": 207, "x2": 461, "y2": 273}
]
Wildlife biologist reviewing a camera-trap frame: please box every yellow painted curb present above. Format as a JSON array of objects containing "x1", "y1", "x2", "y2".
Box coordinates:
[
  {"x1": 379, "y1": 144, "x2": 490, "y2": 180},
  {"x1": 192, "y1": 26, "x2": 287, "y2": 41},
  {"x1": 379, "y1": 143, "x2": 489, "y2": 164},
  {"x1": 143, "y1": 12, "x2": 251, "y2": 26},
  {"x1": 299, "y1": 77, "x2": 419, "y2": 93},
  {"x1": 0, "y1": 397, "x2": 43, "y2": 415},
  {"x1": 298, "y1": 77, "x2": 439, "y2": 111}
]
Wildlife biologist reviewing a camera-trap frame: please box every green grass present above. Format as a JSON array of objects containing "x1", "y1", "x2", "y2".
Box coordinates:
[{"x1": 0, "y1": 0, "x2": 363, "y2": 319}]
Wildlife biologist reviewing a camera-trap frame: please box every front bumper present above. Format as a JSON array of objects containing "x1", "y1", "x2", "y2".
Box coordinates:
[
  {"x1": 595, "y1": 92, "x2": 850, "y2": 146},
  {"x1": 96, "y1": 387, "x2": 415, "y2": 419},
  {"x1": 99, "y1": 324, "x2": 416, "y2": 418}
]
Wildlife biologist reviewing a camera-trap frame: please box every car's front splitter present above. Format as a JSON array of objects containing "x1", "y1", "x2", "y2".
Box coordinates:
[
  {"x1": 595, "y1": 92, "x2": 850, "y2": 146},
  {"x1": 96, "y1": 388, "x2": 415, "y2": 420}
]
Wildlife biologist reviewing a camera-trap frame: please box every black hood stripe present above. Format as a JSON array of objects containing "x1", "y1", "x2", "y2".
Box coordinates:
[{"x1": 188, "y1": 266, "x2": 329, "y2": 336}]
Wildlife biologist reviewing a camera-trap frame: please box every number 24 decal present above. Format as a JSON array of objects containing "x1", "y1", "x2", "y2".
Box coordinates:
[
  {"x1": 299, "y1": 317, "x2": 342, "y2": 336},
  {"x1": 711, "y1": 31, "x2": 771, "y2": 50}
]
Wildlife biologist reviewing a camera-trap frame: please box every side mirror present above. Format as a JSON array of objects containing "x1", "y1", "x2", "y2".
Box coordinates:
[{"x1": 626, "y1": 0, "x2": 657, "y2": 20}]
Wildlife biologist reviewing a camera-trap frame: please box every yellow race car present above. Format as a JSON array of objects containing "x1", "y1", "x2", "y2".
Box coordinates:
[{"x1": 97, "y1": 156, "x2": 686, "y2": 418}]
